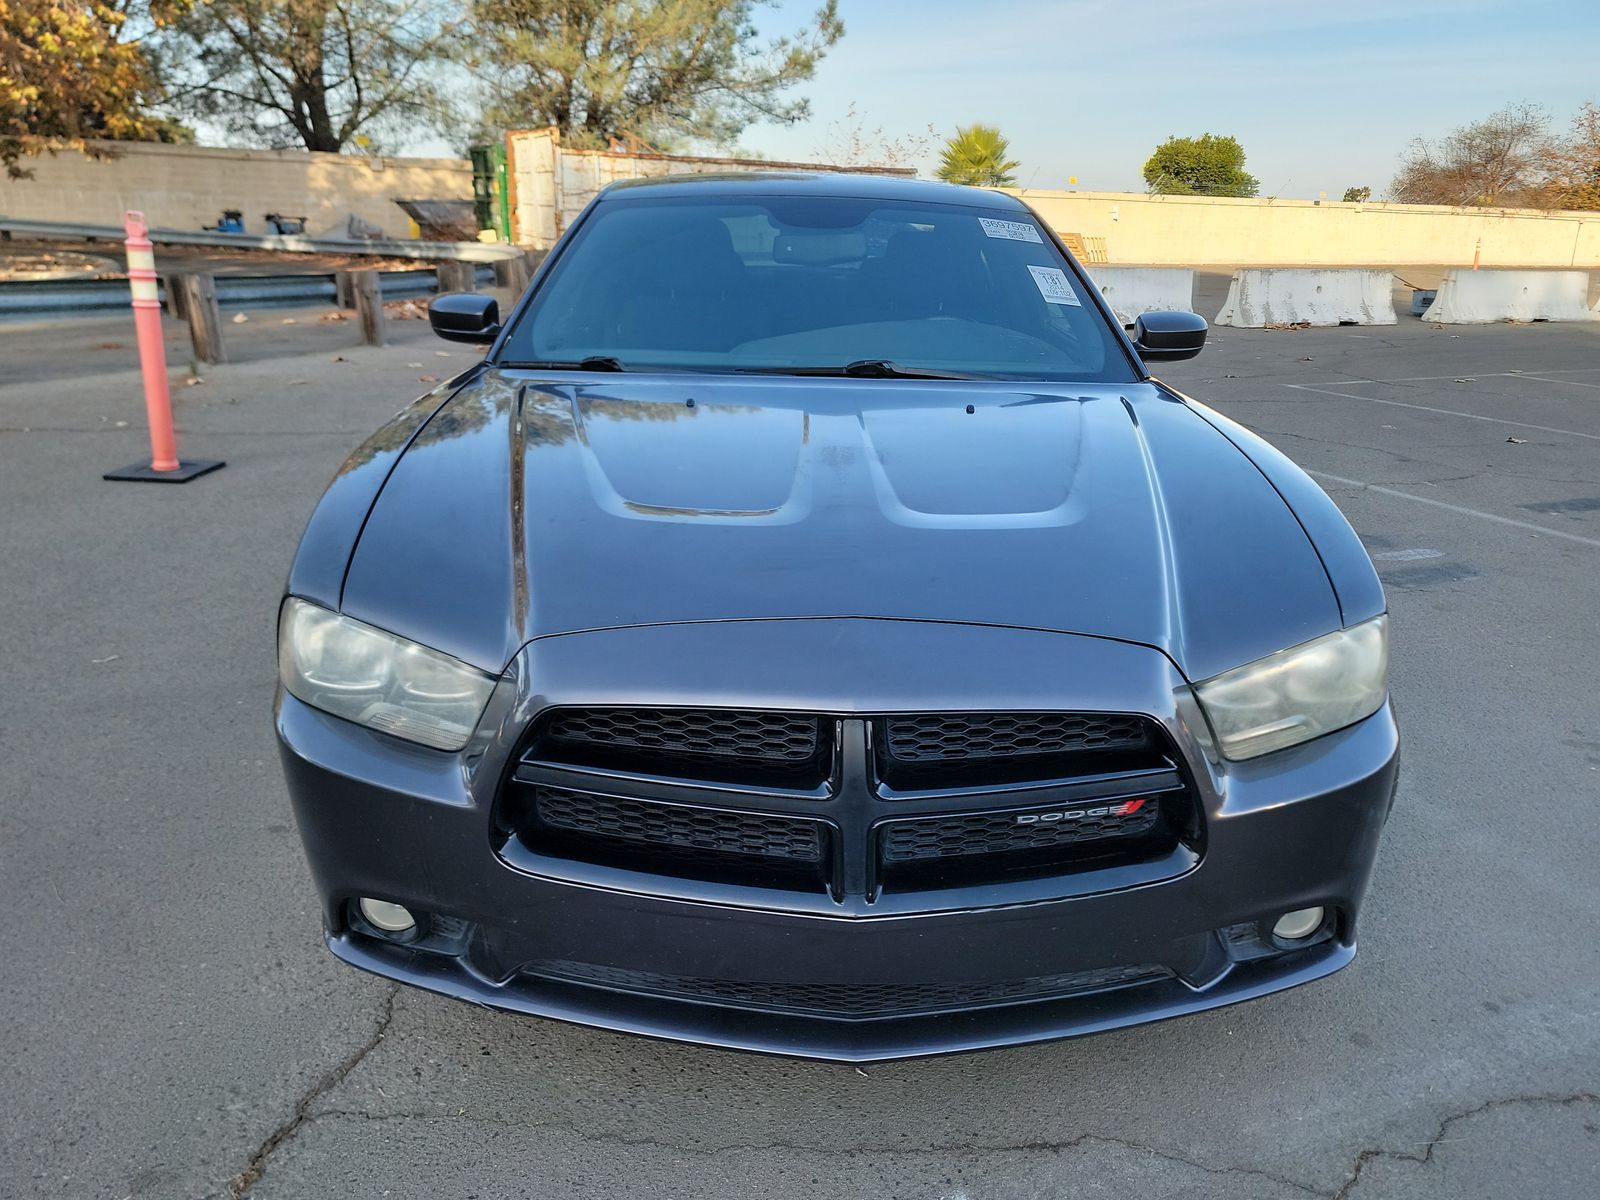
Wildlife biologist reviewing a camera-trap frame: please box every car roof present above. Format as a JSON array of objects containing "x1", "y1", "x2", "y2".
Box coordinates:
[{"x1": 598, "y1": 171, "x2": 1028, "y2": 210}]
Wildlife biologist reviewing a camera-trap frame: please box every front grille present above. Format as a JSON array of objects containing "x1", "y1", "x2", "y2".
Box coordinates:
[
  {"x1": 497, "y1": 708, "x2": 1198, "y2": 901},
  {"x1": 536, "y1": 786, "x2": 825, "y2": 862},
  {"x1": 880, "y1": 796, "x2": 1161, "y2": 864},
  {"x1": 877, "y1": 711, "x2": 1157, "y2": 789},
  {"x1": 884, "y1": 712, "x2": 1151, "y2": 761},
  {"x1": 548, "y1": 707, "x2": 821, "y2": 762},
  {"x1": 528, "y1": 959, "x2": 1172, "y2": 1018},
  {"x1": 534, "y1": 707, "x2": 828, "y2": 786},
  {"x1": 874, "y1": 791, "x2": 1173, "y2": 891}
]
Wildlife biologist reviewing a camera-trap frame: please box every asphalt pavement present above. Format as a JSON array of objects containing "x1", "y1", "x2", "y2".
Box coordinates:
[{"x1": 2, "y1": 290, "x2": 1598, "y2": 1199}]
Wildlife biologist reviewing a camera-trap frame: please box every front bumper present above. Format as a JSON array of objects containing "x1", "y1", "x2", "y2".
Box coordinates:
[{"x1": 277, "y1": 618, "x2": 1399, "y2": 1062}]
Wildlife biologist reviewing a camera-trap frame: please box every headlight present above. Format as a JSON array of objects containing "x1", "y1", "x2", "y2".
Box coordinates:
[
  {"x1": 1193, "y1": 615, "x2": 1389, "y2": 760},
  {"x1": 278, "y1": 598, "x2": 496, "y2": 751}
]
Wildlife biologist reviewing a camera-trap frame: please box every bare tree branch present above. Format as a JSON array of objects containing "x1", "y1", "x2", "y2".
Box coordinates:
[
  {"x1": 154, "y1": 0, "x2": 458, "y2": 152},
  {"x1": 1391, "y1": 104, "x2": 1552, "y2": 207}
]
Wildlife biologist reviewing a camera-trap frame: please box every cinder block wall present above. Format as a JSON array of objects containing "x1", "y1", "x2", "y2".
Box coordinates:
[
  {"x1": 1012, "y1": 189, "x2": 1600, "y2": 268},
  {"x1": 0, "y1": 142, "x2": 474, "y2": 239}
]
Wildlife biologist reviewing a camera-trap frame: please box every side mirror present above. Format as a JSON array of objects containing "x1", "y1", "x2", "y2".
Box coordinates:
[
  {"x1": 1132, "y1": 311, "x2": 1207, "y2": 362},
  {"x1": 429, "y1": 293, "x2": 501, "y2": 345}
]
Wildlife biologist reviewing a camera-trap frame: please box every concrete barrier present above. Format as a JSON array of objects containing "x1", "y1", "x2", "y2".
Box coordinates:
[
  {"x1": 1216, "y1": 268, "x2": 1395, "y2": 326},
  {"x1": 1421, "y1": 270, "x2": 1598, "y2": 323},
  {"x1": 1215, "y1": 269, "x2": 1397, "y2": 327},
  {"x1": 1088, "y1": 267, "x2": 1195, "y2": 326}
]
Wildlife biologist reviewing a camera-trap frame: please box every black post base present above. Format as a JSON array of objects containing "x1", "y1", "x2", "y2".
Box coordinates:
[{"x1": 103, "y1": 459, "x2": 226, "y2": 483}]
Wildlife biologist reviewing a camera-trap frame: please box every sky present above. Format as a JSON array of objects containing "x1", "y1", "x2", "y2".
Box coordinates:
[{"x1": 732, "y1": 0, "x2": 1600, "y2": 199}]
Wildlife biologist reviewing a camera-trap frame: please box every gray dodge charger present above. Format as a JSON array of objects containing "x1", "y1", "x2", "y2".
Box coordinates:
[{"x1": 276, "y1": 172, "x2": 1398, "y2": 1060}]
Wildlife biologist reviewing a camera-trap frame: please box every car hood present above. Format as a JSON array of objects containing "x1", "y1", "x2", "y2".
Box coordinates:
[{"x1": 339, "y1": 370, "x2": 1341, "y2": 679}]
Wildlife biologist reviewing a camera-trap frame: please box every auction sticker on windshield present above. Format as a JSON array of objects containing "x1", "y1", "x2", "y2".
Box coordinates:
[
  {"x1": 1027, "y1": 265, "x2": 1082, "y2": 305},
  {"x1": 978, "y1": 217, "x2": 1044, "y2": 243}
]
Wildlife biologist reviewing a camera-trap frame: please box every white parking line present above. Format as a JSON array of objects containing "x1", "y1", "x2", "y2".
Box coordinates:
[
  {"x1": 1284, "y1": 383, "x2": 1600, "y2": 441},
  {"x1": 1516, "y1": 374, "x2": 1600, "y2": 391},
  {"x1": 1315, "y1": 369, "x2": 1600, "y2": 385},
  {"x1": 1308, "y1": 471, "x2": 1600, "y2": 548},
  {"x1": 1371, "y1": 548, "x2": 1445, "y2": 561}
]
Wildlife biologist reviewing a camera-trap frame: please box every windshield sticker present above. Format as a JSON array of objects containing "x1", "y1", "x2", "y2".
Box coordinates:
[
  {"x1": 1027, "y1": 265, "x2": 1082, "y2": 306},
  {"x1": 978, "y1": 217, "x2": 1044, "y2": 243}
]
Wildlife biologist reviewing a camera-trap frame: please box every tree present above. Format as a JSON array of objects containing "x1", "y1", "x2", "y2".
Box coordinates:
[
  {"x1": 469, "y1": 0, "x2": 842, "y2": 150},
  {"x1": 935, "y1": 124, "x2": 1019, "y2": 187},
  {"x1": 1390, "y1": 103, "x2": 1550, "y2": 207},
  {"x1": 1, "y1": 0, "x2": 183, "y2": 178},
  {"x1": 1541, "y1": 101, "x2": 1600, "y2": 211},
  {"x1": 1142, "y1": 133, "x2": 1258, "y2": 197},
  {"x1": 1342, "y1": 185, "x2": 1371, "y2": 203},
  {"x1": 158, "y1": 0, "x2": 460, "y2": 153}
]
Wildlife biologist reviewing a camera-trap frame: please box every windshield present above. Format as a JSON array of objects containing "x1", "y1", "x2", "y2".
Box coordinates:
[{"x1": 498, "y1": 194, "x2": 1136, "y2": 383}]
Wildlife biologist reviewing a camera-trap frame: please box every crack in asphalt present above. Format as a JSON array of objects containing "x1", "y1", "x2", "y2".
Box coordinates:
[
  {"x1": 1330, "y1": 1091, "x2": 1600, "y2": 1199},
  {"x1": 285, "y1": 1107, "x2": 1326, "y2": 1196},
  {"x1": 223, "y1": 985, "x2": 398, "y2": 1199},
  {"x1": 238, "y1": 1088, "x2": 1600, "y2": 1198}
]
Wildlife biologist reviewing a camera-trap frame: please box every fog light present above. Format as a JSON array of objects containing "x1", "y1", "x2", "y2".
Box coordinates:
[
  {"x1": 358, "y1": 897, "x2": 416, "y2": 933},
  {"x1": 1272, "y1": 907, "x2": 1326, "y2": 941}
]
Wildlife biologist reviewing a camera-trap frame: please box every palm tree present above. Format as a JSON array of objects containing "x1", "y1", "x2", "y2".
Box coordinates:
[{"x1": 936, "y1": 124, "x2": 1021, "y2": 187}]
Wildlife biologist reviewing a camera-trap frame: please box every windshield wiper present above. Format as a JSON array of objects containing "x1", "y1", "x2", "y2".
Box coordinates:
[
  {"x1": 735, "y1": 360, "x2": 986, "y2": 380},
  {"x1": 500, "y1": 355, "x2": 627, "y2": 371},
  {"x1": 843, "y1": 359, "x2": 982, "y2": 380}
]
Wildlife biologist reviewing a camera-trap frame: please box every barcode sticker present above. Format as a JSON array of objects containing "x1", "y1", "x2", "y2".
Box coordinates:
[
  {"x1": 1027, "y1": 265, "x2": 1082, "y2": 306},
  {"x1": 978, "y1": 217, "x2": 1044, "y2": 243}
]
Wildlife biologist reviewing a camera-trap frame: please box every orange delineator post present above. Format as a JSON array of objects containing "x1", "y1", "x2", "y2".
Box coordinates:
[
  {"x1": 125, "y1": 211, "x2": 179, "y2": 471},
  {"x1": 103, "y1": 211, "x2": 224, "y2": 483}
]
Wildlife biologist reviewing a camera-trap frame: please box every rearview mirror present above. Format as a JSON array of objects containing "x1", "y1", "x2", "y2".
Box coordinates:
[
  {"x1": 774, "y1": 230, "x2": 868, "y2": 265},
  {"x1": 1132, "y1": 311, "x2": 1207, "y2": 362},
  {"x1": 429, "y1": 293, "x2": 501, "y2": 345}
]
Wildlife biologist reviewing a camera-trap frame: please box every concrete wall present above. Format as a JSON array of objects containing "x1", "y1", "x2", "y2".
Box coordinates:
[
  {"x1": 1012, "y1": 189, "x2": 1600, "y2": 269},
  {"x1": 30, "y1": 140, "x2": 1592, "y2": 266},
  {"x1": 0, "y1": 141, "x2": 473, "y2": 239},
  {"x1": 507, "y1": 127, "x2": 914, "y2": 248}
]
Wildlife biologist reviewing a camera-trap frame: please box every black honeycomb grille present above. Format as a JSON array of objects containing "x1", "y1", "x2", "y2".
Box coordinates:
[
  {"x1": 879, "y1": 796, "x2": 1162, "y2": 864},
  {"x1": 884, "y1": 712, "x2": 1151, "y2": 762},
  {"x1": 500, "y1": 708, "x2": 1193, "y2": 898},
  {"x1": 545, "y1": 708, "x2": 821, "y2": 762},
  {"x1": 529, "y1": 959, "x2": 1171, "y2": 1018},
  {"x1": 535, "y1": 787, "x2": 825, "y2": 862},
  {"x1": 534, "y1": 708, "x2": 828, "y2": 786}
]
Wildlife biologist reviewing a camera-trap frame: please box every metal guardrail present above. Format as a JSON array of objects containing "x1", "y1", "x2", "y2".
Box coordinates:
[
  {"x1": 0, "y1": 265, "x2": 492, "y2": 318},
  {"x1": 0, "y1": 216, "x2": 524, "y2": 262}
]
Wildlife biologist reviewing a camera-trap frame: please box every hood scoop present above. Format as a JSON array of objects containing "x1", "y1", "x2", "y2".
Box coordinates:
[{"x1": 573, "y1": 388, "x2": 1089, "y2": 530}]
